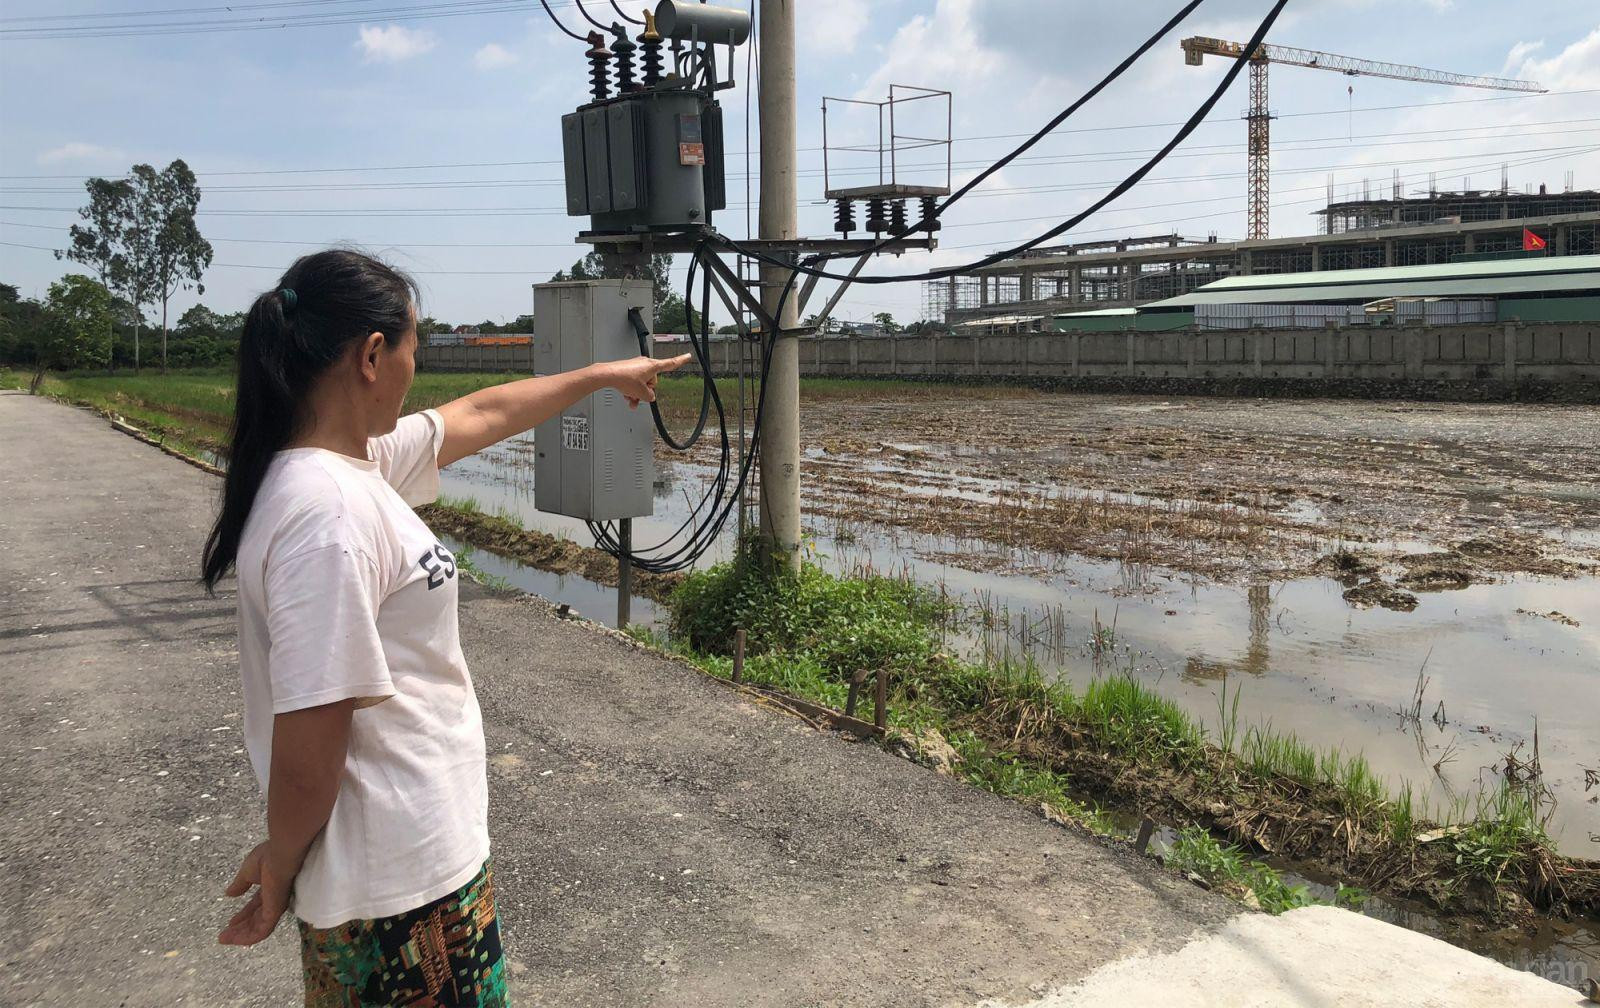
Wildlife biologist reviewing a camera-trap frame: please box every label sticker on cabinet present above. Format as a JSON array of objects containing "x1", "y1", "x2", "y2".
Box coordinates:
[{"x1": 561, "y1": 415, "x2": 590, "y2": 451}]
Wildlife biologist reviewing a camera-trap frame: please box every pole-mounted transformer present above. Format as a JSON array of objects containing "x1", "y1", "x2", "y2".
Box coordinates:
[{"x1": 560, "y1": 2, "x2": 749, "y2": 236}]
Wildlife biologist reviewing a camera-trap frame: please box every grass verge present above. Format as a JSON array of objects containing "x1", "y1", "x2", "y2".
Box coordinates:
[{"x1": 638, "y1": 550, "x2": 1599, "y2": 925}]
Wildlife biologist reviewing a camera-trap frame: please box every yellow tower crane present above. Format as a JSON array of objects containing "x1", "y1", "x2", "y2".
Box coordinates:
[{"x1": 1180, "y1": 37, "x2": 1545, "y2": 240}]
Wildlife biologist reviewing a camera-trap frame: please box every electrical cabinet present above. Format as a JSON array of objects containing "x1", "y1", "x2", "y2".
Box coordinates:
[{"x1": 533, "y1": 280, "x2": 655, "y2": 521}]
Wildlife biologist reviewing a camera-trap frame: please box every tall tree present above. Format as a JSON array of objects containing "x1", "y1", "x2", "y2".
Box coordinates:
[
  {"x1": 0, "y1": 283, "x2": 45, "y2": 366},
  {"x1": 29, "y1": 275, "x2": 114, "y2": 391},
  {"x1": 59, "y1": 176, "x2": 137, "y2": 372},
  {"x1": 123, "y1": 160, "x2": 213, "y2": 372},
  {"x1": 552, "y1": 252, "x2": 674, "y2": 319}
]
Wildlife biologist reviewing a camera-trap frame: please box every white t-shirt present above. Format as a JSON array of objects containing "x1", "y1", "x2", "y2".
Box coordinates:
[{"x1": 234, "y1": 409, "x2": 489, "y2": 928}]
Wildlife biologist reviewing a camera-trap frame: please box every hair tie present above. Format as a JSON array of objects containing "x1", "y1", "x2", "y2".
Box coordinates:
[{"x1": 278, "y1": 288, "x2": 298, "y2": 311}]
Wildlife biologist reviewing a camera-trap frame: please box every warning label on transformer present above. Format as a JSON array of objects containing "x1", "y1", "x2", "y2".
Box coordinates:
[{"x1": 561, "y1": 415, "x2": 590, "y2": 451}]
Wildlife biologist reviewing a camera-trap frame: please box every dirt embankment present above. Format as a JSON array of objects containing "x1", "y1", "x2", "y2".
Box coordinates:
[{"x1": 943, "y1": 685, "x2": 1600, "y2": 929}]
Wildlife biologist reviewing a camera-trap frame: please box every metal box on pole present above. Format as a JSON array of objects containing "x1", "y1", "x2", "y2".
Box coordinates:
[{"x1": 533, "y1": 280, "x2": 656, "y2": 521}]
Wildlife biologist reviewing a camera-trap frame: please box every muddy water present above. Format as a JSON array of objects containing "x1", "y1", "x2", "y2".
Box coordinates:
[
  {"x1": 438, "y1": 426, "x2": 1599, "y2": 987},
  {"x1": 440, "y1": 432, "x2": 1598, "y2": 856}
]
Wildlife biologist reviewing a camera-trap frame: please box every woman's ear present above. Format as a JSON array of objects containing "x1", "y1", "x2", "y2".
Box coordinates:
[{"x1": 357, "y1": 332, "x2": 385, "y2": 382}]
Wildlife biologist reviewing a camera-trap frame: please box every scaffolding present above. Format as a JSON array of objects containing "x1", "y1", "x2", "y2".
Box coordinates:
[{"x1": 1319, "y1": 188, "x2": 1600, "y2": 233}]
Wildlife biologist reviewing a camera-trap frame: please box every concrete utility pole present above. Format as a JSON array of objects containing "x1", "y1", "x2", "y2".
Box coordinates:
[{"x1": 757, "y1": 0, "x2": 801, "y2": 572}]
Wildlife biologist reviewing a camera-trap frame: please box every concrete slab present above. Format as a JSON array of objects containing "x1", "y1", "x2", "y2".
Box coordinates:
[{"x1": 984, "y1": 905, "x2": 1585, "y2": 1008}]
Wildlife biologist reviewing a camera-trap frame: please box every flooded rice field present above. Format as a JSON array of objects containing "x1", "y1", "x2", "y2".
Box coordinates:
[{"x1": 439, "y1": 390, "x2": 1600, "y2": 866}]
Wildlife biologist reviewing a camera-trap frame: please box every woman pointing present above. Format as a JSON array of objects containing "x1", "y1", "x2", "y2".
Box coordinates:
[{"x1": 204, "y1": 249, "x2": 686, "y2": 1006}]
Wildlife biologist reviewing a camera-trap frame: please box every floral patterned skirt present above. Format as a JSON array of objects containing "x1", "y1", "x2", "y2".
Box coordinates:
[{"x1": 298, "y1": 861, "x2": 509, "y2": 1007}]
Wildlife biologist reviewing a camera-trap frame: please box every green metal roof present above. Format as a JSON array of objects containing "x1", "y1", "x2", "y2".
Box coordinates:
[{"x1": 1144, "y1": 254, "x2": 1600, "y2": 308}]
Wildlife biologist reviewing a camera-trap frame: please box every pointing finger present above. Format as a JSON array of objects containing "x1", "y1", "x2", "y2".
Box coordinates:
[{"x1": 654, "y1": 353, "x2": 693, "y2": 373}]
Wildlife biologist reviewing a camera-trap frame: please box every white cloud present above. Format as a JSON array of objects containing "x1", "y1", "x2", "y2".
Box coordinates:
[
  {"x1": 38, "y1": 142, "x2": 126, "y2": 165},
  {"x1": 474, "y1": 43, "x2": 518, "y2": 70},
  {"x1": 1509, "y1": 26, "x2": 1600, "y2": 90},
  {"x1": 356, "y1": 24, "x2": 438, "y2": 64},
  {"x1": 1501, "y1": 39, "x2": 1545, "y2": 76},
  {"x1": 799, "y1": 0, "x2": 869, "y2": 56}
]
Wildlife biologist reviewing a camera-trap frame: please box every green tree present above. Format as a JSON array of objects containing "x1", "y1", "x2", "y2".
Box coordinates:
[
  {"x1": 29, "y1": 275, "x2": 114, "y2": 391},
  {"x1": 122, "y1": 160, "x2": 214, "y2": 372},
  {"x1": 656, "y1": 291, "x2": 703, "y2": 334},
  {"x1": 108, "y1": 296, "x2": 149, "y2": 368},
  {"x1": 0, "y1": 283, "x2": 46, "y2": 366},
  {"x1": 169, "y1": 303, "x2": 241, "y2": 367},
  {"x1": 417, "y1": 316, "x2": 453, "y2": 341},
  {"x1": 552, "y1": 251, "x2": 674, "y2": 319},
  {"x1": 871, "y1": 311, "x2": 901, "y2": 335},
  {"x1": 59, "y1": 176, "x2": 136, "y2": 373}
]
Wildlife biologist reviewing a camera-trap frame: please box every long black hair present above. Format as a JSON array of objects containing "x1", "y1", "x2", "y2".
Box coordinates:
[{"x1": 202, "y1": 249, "x2": 420, "y2": 592}]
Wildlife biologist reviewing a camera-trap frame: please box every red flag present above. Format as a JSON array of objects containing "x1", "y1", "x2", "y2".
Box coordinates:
[{"x1": 1523, "y1": 228, "x2": 1547, "y2": 251}]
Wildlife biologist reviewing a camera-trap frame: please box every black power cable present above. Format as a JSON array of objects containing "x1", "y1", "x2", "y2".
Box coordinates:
[
  {"x1": 589, "y1": 244, "x2": 729, "y2": 570},
  {"x1": 586, "y1": 245, "x2": 813, "y2": 575},
  {"x1": 538, "y1": 0, "x2": 587, "y2": 41},
  {"x1": 609, "y1": 0, "x2": 642, "y2": 26},
  {"x1": 572, "y1": 0, "x2": 610, "y2": 32}
]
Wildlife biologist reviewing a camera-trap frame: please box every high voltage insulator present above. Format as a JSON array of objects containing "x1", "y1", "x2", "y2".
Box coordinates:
[
  {"x1": 833, "y1": 199, "x2": 855, "y2": 236},
  {"x1": 611, "y1": 26, "x2": 638, "y2": 93},
  {"x1": 638, "y1": 11, "x2": 664, "y2": 87},
  {"x1": 864, "y1": 198, "x2": 888, "y2": 236},
  {"x1": 920, "y1": 196, "x2": 941, "y2": 233},
  {"x1": 888, "y1": 199, "x2": 907, "y2": 234},
  {"x1": 586, "y1": 31, "x2": 613, "y2": 102}
]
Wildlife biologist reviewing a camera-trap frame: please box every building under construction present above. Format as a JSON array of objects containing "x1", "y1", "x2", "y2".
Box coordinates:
[{"x1": 926, "y1": 187, "x2": 1600, "y2": 326}]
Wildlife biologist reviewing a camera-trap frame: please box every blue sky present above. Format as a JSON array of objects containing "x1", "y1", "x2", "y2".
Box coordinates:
[{"x1": 1, "y1": 0, "x2": 1597, "y2": 328}]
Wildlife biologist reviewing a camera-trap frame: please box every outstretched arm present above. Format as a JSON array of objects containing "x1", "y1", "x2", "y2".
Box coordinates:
[{"x1": 434, "y1": 354, "x2": 691, "y2": 468}]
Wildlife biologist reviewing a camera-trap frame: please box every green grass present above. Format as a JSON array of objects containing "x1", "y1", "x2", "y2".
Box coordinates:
[
  {"x1": 1450, "y1": 783, "x2": 1553, "y2": 885},
  {"x1": 436, "y1": 493, "x2": 483, "y2": 514},
  {"x1": 643, "y1": 553, "x2": 1370, "y2": 914},
  {"x1": 1162, "y1": 827, "x2": 1371, "y2": 914},
  {"x1": 638, "y1": 553, "x2": 1568, "y2": 918},
  {"x1": 452, "y1": 544, "x2": 514, "y2": 592}
]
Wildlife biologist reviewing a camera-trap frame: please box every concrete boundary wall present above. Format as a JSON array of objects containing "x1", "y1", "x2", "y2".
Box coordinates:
[
  {"x1": 420, "y1": 341, "x2": 537, "y2": 374},
  {"x1": 419, "y1": 322, "x2": 1600, "y2": 399}
]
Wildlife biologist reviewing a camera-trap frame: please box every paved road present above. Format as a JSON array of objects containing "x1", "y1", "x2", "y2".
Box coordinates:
[{"x1": 1, "y1": 391, "x2": 1578, "y2": 1008}]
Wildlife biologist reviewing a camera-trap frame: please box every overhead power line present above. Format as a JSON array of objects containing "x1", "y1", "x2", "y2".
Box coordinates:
[
  {"x1": 4, "y1": 141, "x2": 1592, "y2": 221},
  {"x1": 5, "y1": 144, "x2": 1579, "y2": 255},
  {"x1": 5, "y1": 96, "x2": 1596, "y2": 181},
  {"x1": 0, "y1": 0, "x2": 590, "y2": 40},
  {"x1": 4, "y1": 123, "x2": 1597, "y2": 197}
]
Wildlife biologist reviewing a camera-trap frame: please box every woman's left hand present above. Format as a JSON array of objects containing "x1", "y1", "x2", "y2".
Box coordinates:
[
  {"x1": 602, "y1": 354, "x2": 693, "y2": 410},
  {"x1": 218, "y1": 840, "x2": 294, "y2": 946}
]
